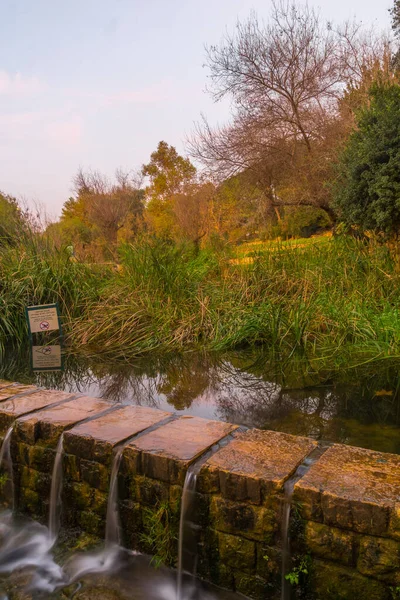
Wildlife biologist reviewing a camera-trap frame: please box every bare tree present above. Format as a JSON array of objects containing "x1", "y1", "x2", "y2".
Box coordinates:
[{"x1": 188, "y1": 1, "x2": 390, "y2": 219}]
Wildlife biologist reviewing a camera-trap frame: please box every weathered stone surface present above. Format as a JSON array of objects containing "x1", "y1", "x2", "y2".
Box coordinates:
[
  {"x1": 217, "y1": 531, "x2": 256, "y2": 572},
  {"x1": 389, "y1": 502, "x2": 400, "y2": 541},
  {"x1": 199, "y1": 429, "x2": 316, "y2": 504},
  {"x1": 64, "y1": 405, "x2": 171, "y2": 465},
  {"x1": 0, "y1": 390, "x2": 75, "y2": 433},
  {"x1": 123, "y1": 416, "x2": 236, "y2": 484},
  {"x1": 294, "y1": 444, "x2": 400, "y2": 536},
  {"x1": 210, "y1": 496, "x2": 276, "y2": 541},
  {"x1": 357, "y1": 535, "x2": 400, "y2": 581},
  {"x1": 305, "y1": 521, "x2": 356, "y2": 566},
  {"x1": 0, "y1": 384, "x2": 37, "y2": 401},
  {"x1": 312, "y1": 558, "x2": 389, "y2": 600},
  {"x1": 14, "y1": 396, "x2": 112, "y2": 447}
]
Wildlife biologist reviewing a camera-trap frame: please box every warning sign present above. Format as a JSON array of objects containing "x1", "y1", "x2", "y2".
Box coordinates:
[
  {"x1": 26, "y1": 304, "x2": 61, "y2": 335},
  {"x1": 32, "y1": 345, "x2": 62, "y2": 371}
]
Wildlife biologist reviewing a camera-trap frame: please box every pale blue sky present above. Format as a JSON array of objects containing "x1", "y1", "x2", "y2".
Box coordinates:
[{"x1": 0, "y1": 0, "x2": 391, "y2": 218}]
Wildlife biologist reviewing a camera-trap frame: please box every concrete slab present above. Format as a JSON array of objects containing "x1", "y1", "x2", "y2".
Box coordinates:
[
  {"x1": 294, "y1": 444, "x2": 400, "y2": 536},
  {"x1": 123, "y1": 415, "x2": 237, "y2": 484},
  {"x1": 0, "y1": 390, "x2": 77, "y2": 432},
  {"x1": 14, "y1": 396, "x2": 112, "y2": 447},
  {"x1": 0, "y1": 384, "x2": 38, "y2": 401},
  {"x1": 64, "y1": 405, "x2": 172, "y2": 465},
  {"x1": 199, "y1": 429, "x2": 317, "y2": 504}
]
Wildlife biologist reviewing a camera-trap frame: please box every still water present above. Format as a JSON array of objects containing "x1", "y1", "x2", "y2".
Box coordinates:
[{"x1": 2, "y1": 349, "x2": 400, "y2": 454}]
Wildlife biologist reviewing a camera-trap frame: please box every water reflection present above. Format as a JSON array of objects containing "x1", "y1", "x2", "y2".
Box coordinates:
[{"x1": 1, "y1": 349, "x2": 400, "y2": 454}]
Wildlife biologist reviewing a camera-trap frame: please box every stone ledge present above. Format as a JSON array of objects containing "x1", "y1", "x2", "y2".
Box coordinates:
[
  {"x1": 0, "y1": 384, "x2": 38, "y2": 401},
  {"x1": 122, "y1": 416, "x2": 237, "y2": 485},
  {"x1": 199, "y1": 429, "x2": 316, "y2": 504},
  {"x1": 14, "y1": 397, "x2": 113, "y2": 447},
  {"x1": 294, "y1": 444, "x2": 400, "y2": 537},
  {"x1": 0, "y1": 390, "x2": 76, "y2": 433},
  {"x1": 64, "y1": 405, "x2": 172, "y2": 466}
]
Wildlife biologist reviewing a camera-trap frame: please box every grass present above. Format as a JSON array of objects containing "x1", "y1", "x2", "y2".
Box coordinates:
[{"x1": 2, "y1": 233, "x2": 400, "y2": 370}]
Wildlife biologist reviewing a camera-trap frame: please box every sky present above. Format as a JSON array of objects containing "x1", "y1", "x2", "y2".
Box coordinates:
[{"x1": 0, "y1": 0, "x2": 392, "y2": 219}]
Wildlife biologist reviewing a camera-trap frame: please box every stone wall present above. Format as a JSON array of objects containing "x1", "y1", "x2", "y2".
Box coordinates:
[{"x1": 0, "y1": 381, "x2": 399, "y2": 600}]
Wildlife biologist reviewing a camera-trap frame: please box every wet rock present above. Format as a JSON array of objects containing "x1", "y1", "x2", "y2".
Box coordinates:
[
  {"x1": 294, "y1": 444, "x2": 400, "y2": 537},
  {"x1": 14, "y1": 397, "x2": 112, "y2": 447},
  {"x1": 64, "y1": 406, "x2": 171, "y2": 467},
  {"x1": 199, "y1": 429, "x2": 316, "y2": 505},
  {"x1": 0, "y1": 390, "x2": 74, "y2": 433},
  {"x1": 123, "y1": 416, "x2": 236, "y2": 485}
]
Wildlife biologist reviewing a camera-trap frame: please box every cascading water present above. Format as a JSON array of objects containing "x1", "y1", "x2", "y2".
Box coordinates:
[
  {"x1": 105, "y1": 445, "x2": 124, "y2": 548},
  {"x1": 0, "y1": 426, "x2": 15, "y2": 511},
  {"x1": 48, "y1": 433, "x2": 65, "y2": 543},
  {"x1": 281, "y1": 444, "x2": 330, "y2": 600},
  {"x1": 176, "y1": 432, "x2": 238, "y2": 600},
  {"x1": 177, "y1": 467, "x2": 199, "y2": 600}
]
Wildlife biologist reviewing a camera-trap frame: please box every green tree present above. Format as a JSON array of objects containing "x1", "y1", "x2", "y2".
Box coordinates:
[
  {"x1": 142, "y1": 141, "x2": 198, "y2": 240},
  {"x1": 0, "y1": 193, "x2": 27, "y2": 246},
  {"x1": 333, "y1": 84, "x2": 400, "y2": 236},
  {"x1": 57, "y1": 169, "x2": 145, "y2": 259}
]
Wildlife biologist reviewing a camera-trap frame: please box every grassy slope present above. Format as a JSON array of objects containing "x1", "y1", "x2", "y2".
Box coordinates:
[{"x1": 1, "y1": 234, "x2": 400, "y2": 369}]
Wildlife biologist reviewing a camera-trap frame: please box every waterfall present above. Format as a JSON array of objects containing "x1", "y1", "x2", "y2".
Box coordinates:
[
  {"x1": 105, "y1": 445, "x2": 124, "y2": 548},
  {"x1": 177, "y1": 467, "x2": 198, "y2": 600},
  {"x1": 281, "y1": 444, "x2": 330, "y2": 600},
  {"x1": 48, "y1": 434, "x2": 65, "y2": 543},
  {"x1": 0, "y1": 426, "x2": 15, "y2": 511}
]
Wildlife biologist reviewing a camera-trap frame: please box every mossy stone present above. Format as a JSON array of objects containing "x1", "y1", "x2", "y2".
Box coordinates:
[
  {"x1": 305, "y1": 521, "x2": 356, "y2": 567},
  {"x1": 312, "y1": 559, "x2": 389, "y2": 600},
  {"x1": 217, "y1": 531, "x2": 256, "y2": 573},
  {"x1": 358, "y1": 536, "x2": 400, "y2": 581}
]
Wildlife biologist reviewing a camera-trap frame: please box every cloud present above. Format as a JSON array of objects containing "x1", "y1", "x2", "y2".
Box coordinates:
[{"x1": 0, "y1": 70, "x2": 44, "y2": 96}]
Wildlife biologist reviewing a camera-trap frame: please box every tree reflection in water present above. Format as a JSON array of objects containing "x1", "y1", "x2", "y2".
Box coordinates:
[{"x1": 1, "y1": 349, "x2": 400, "y2": 454}]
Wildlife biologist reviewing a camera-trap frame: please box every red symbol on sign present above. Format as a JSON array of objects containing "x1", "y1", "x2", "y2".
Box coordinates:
[{"x1": 40, "y1": 321, "x2": 50, "y2": 331}]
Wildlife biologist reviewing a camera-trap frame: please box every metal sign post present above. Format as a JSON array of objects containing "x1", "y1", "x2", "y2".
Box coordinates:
[{"x1": 26, "y1": 303, "x2": 64, "y2": 372}]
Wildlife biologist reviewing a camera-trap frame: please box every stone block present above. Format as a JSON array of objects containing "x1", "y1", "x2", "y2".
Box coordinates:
[
  {"x1": 389, "y1": 503, "x2": 400, "y2": 541},
  {"x1": 64, "y1": 481, "x2": 94, "y2": 512},
  {"x1": 0, "y1": 390, "x2": 75, "y2": 434},
  {"x1": 234, "y1": 572, "x2": 273, "y2": 600},
  {"x1": 63, "y1": 453, "x2": 81, "y2": 483},
  {"x1": 210, "y1": 496, "x2": 276, "y2": 541},
  {"x1": 295, "y1": 444, "x2": 400, "y2": 537},
  {"x1": 217, "y1": 531, "x2": 256, "y2": 573},
  {"x1": 256, "y1": 543, "x2": 281, "y2": 580},
  {"x1": 78, "y1": 510, "x2": 104, "y2": 536},
  {"x1": 17, "y1": 465, "x2": 51, "y2": 496},
  {"x1": 0, "y1": 384, "x2": 37, "y2": 402},
  {"x1": 18, "y1": 487, "x2": 43, "y2": 519},
  {"x1": 130, "y1": 474, "x2": 169, "y2": 506},
  {"x1": 119, "y1": 500, "x2": 142, "y2": 550},
  {"x1": 14, "y1": 397, "x2": 112, "y2": 447},
  {"x1": 357, "y1": 535, "x2": 400, "y2": 581},
  {"x1": 64, "y1": 406, "x2": 171, "y2": 466},
  {"x1": 123, "y1": 416, "x2": 236, "y2": 485},
  {"x1": 200, "y1": 429, "x2": 316, "y2": 505},
  {"x1": 80, "y1": 459, "x2": 110, "y2": 492},
  {"x1": 13, "y1": 442, "x2": 55, "y2": 473},
  {"x1": 305, "y1": 521, "x2": 356, "y2": 566},
  {"x1": 312, "y1": 558, "x2": 389, "y2": 600}
]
